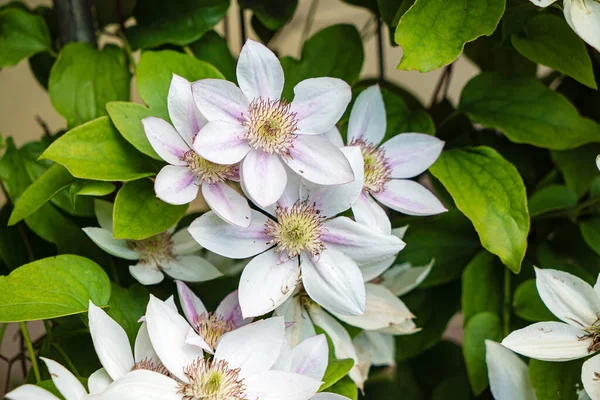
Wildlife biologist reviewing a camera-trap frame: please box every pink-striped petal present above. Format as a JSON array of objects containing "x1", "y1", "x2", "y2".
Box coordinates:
[
  {"x1": 175, "y1": 280, "x2": 207, "y2": 326},
  {"x1": 202, "y1": 182, "x2": 252, "y2": 228},
  {"x1": 216, "y1": 290, "x2": 252, "y2": 328},
  {"x1": 237, "y1": 39, "x2": 284, "y2": 101},
  {"x1": 167, "y1": 74, "x2": 207, "y2": 146},
  {"x1": 154, "y1": 165, "x2": 200, "y2": 205},
  {"x1": 347, "y1": 85, "x2": 386, "y2": 146},
  {"x1": 142, "y1": 117, "x2": 188, "y2": 165},
  {"x1": 380, "y1": 133, "x2": 444, "y2": 179},
  {"x1": 352, "y1": 192, "x2": 391, "y2": 234},
  {"x1": 193, "y1": 121, "x2": 251, "y2": 164},
  {"x1": 242, "y1": 150, "x2": 287, "y2": 207},
  {"x1": 192, "y1": 79, "x2": 249, "y2": 123},
  {"x1": 372, "y1": 179, "x2": 447, "y2": 216}
]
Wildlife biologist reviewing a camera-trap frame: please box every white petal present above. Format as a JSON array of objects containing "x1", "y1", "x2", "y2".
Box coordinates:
[
  {"x1": 290, "y1": 334, "x2": 329, "y2": 381},
  {"x1": 94, "y1": 199, "x2": 114, "y2": 232},
  {"x1": 172, "y1": 229, "x2": 202, "y2": 255},
  {"x1": 274, "y1": 165, "x2": 302, "y2": 210},
  {"x1": 351, "y1": 192, "x2": 391, "y2": 235},
  {"x1": 176, "y1": 280, "x2": 207, "y2": 326},
  {"x1": 380, "y1": 133, "x2": 444, "y2": 179},
  {"x1": 82, "y1": 228, "x2": 139, "y2": 260},
  {"x1": 359, "y1": 256, "x2": 396, "y2": 282},
  {"x1": 193, "y1": 121, "x2": 251, "y2": 164},
  {"x1": 583, "y1": 353, "x2": 600, "y2": 400},
  {"x1": 501, "y1": 321, "x2": 590, "y2": 361},
  {"x1": 154, "y1": 165, "x2": 201, "y2": 205},
  {"x1": 239, "y1": 248, "x2": 300, "y2": 318},
  {"x1": 392, "y1": 225, "x2": 409, "y2": 239},
  {"x1": 243, "y1": 370, "x2": 322, "y2": 400},
  {"x1": 202, "y1": 182, "x2": 252, "y2": 228},
  {"x1": 354, "y1": 331, "x2": 396, "y2": 367},
  {"x1": 347, "y1": 85, "x2": 386, "y2": 146},
  {"x1": 373, "y1": 179, "x2": 447, "y2": 216},
  {"x1": 272, "y1": 340, "x2": 293, "y2": 372},
  {"x1": 273, "y1": 296, "x2": 316, "y2": 347},
  {"x1": 145, "y1": 295, "x2": 204, "y2": 381},
  {"x1": 382, "y1": 261, "x2": 434, "y2": 297},
  {"x1": 301, "y1": 249, "x2": 366, "y2": 316},
  {"x1": 566, "y1": 0, "x2": 600, "y2": 52},
  {"x1": 134, "y1": 322, "x2": 158, "y2": 363},
  {"x1": 192, "y1": 79, "x2": 249, "y2": 124},
  {"x1": 321, "y1": 216, "x2": 405, "y2": 265},
  {"x1": 186, "y1": 328, "x2": 213, "y2": 353},
  {"x1": 161, "y1": 255, "x2": 223, "y2": 282},
  {"x1": 215, "y1": 317, "x2": 286, "y2": 378},
  {"x1": 142, "y1": 117, "x2": 189, "y2": 165},
  {"x1": 529, "y1": 0, "x2": 557, "y2": 6},
  {"x1": 242, "y1": 150, "x2": 287, "y2": 208},
  {"x1": 88, "y1": 302, "x2": 135, "y2": 380},
  {"x1": 312, "y1": 393, "x2": 352, "y2": 400},
  {"x1": 216, "y1": 290, "x2": 252, "y2": 328},
  {"x1": 40, "y1": 358, "x2": 87, "y2": 400},
  {"x1": 283, "y1": 135, "x2": 354, "y2": 185},
  {"x1": 485, "y1": 341, "x2": 536, "y2": 400},
  {"x1": 323, "y1": 126, "x2": 344, "y2": 148},
  {"x1": 299, "y1": 146, "x2": 364, "y2": 217},
  {"x1": 88, "y1": 368, "x2": 112, "y2": 395},
  {"x1": 5, "y1": 385, "x2": 59, "y2": 400},
  {"x1": 129, "y1": 263, "x2": 164, "y2": 285},
  {"x1": 535, "y1": 267, "x2": 600, "y2": 328},
  {"x1": 168, "y1": 74, "x2": 207, "y2": 146},
  {"x1": 96, "y1": 370, "x2": 180, "y2": 400},
  {"x1": 376, "y1": 318, "x2": 419, "y2": 335},
  {"x1": 237, "y1": 39, "x2": 284, "y2": 101},
  {"x1": 291, "y1": 78, "x2": 352, "y2": 134},
  {"x1": 188, "y1": 210, "x2": 272, "y2": 259}
]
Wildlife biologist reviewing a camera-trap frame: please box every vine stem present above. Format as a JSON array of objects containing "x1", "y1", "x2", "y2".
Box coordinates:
[
  {"x1": 300, "y1": 0, "x2": 319, "y2": 50},
  {"x1": 20, "y1": 322, "x2": 41, "y2": 383},
  {"x1": 503, "y1": 268, "x2": 511, "y2": 337}
]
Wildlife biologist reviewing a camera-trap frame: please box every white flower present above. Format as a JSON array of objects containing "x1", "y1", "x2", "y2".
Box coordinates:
[
  {"x1": 189, "y1": 151, "x2": 406, "y2": 318},
  {"x1": 84, "y1": 200, "x2": 222, "y2": 285},
  {"x1": 484, "y1": 340, "x2": 535, "y2": 400},
  {"x1": 191, "y1": 39, "x2": 355, "y2": 208},
  {"x1": 142, "y1": 74, "x2": 252, "y2": 227},
  {"x1": 529, "y1": 0, "x2": 600, "y2": 51}
]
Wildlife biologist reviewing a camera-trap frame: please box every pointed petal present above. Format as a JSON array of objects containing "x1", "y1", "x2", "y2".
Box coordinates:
[
  {"x1": 535, "y1": 267, "x2": 600, "y2": 327},
  {"x1": 239, "y1": 248, "x2": 300, "y2": 318},
  {"x1": 5, "y1": 385, "x2": 59, "y2": 400},
  {"x1": 168, "y1": 74, "x2": 207, "y2": 146},
  {"x1": 274, "y1": 165, "x2": 302, "y2": 210},
  {"x1": 129, "y1": 263, "x2": 164, "y2": 285},
  {"x1": 529, "y1": 0, "x2": 557, "y2": 6},
  {"x1": 373, "y1": 179, "x2": 447, "y2": 216},
  {"x1": 40, "y1": 358, "x2": 87, "y2": 400},
  {"x1": 193, "y1": 121, "x2": 251, "y2": 164},
  {"x1": 301, "y1": 249, "x2": 366, "y2": 316},
  {"x1": 291, "y1": 77, "x2": 352, "y2": 134},
  {"x1": 355, "y1": 331, "x2": 396, "y2": 367},
  {"x1": 323, "y1": 126, "x2": 344, "y2": 148},
  {"x1": 359, "y1": 256, "x2": 396, "y2": 282},
  {"x1": 192, "y1": 79, "x2": 249, "y2": 123},
  {"x1": 348, "y1": 85, "x2": 386, "y2": 145},
  {"x1": 237, "y1": 39, "x2": 284, "y2": 101},
  {"x1": 134, "y1": 322, "x2": 158, "y2": 363},
  {"x1": 284, "y1": 135, "x2": 354, "y2": 185},
  {"x1": 565, "y1": 0, "x2": 600, "y2": 52},
  {"x1": 243, "y1": 370, "x2": 322, "y2": 400},
  {"x1": 583, "y1": 353, "x2": 600, "y2": 400},
  {"x1": 290, "y1": 334, "x2": 329, "y2": 380},
  {"x1": 94, "y1": 199, "x2": 114, "y2": 232},
  {"x1": 202, "y1": 182, "x2": 252, "y2": 228},
  {"x1": 172, "y1": 229, "x2": 202, "y2": 255},
  {"x1": 382, "y1": 261, "x2": 434, "y2": 296},
  {"x1": 142, "y1": 117, "x2": 188, "y2": 165},
  {"x1": 188, "y1": 210, "x2": 272, "y2": 259},
  {"x1": 83, "y1": 227, "x2": 139, "y2": 260},
  {"x1": 154, "y1": 165, "x2": 200, "y2": 205},
  {"x1": 273, "y1": 296, "x2": 316, "y2": 347},
  {"x1": 96, "y1": 370, "x2": 180, "y2": 400},
  {"x1": 216, "y1": 290, "x2": 251, "y2": 328},
  {"x1": 501, "y1": 321, "x2": 590, "y2": 361},
  {"x1": 88, "y1": 368, "x2": 112, "y2": 395},
  {"x1": 380, "y1": 133, "x2": 444, "y2": 179},
  {"x1": 351, "y1": 192, "x2": 391, "y2": 235},
  {"x1": 271, "y1": 340, "x2": 293, "y2": 371},
  {"x1": 161, "y1": 255, "x2": 222, "y2": 282},
  {"x1": 186, "y1": 327, "x2": 214, "y2": 353},
  {"x1": 485, "y1": 341, "x2": 536, "y2": 400},
  {"x1": 242, "y1": 150, "x2": 287, "y2": 208},
  {"x1": 176, "y1": 280, "x2": 207, "y2": 326},
  {"x1": 376, "y1": 318, "x2": 419, "y2": 335}
]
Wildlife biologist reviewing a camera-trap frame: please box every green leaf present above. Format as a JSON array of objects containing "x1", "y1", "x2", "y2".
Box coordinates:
[
  {"x1": 551, "y1": 144, "x2": 600, "y2": 198},
  {"x1": 281, "y1": 24, "x2": 363, "y2": 100},
  {"x1": 113, "y1": 179, "x2": 188, "y2": 240},
  {"x1": 126, "y1": 0, "x2": 229, "y2": 49},
  {"x1": 430, "y1": 146, "x2": 530, "y2": 273},
  {"x1": 93, "y1": 0, "x2": 135, "y2": 27},
  {"x1": 0, "y1": 206, "x2": 30, "y2": 271},
  {"x1": 41, "y1": 117, "x2": 156, "y2": 182},
  {"x1": 462, "y1": 312, "x2": 502, "y2": 395},
  {"x1": 0, "y1": 7, "x2": 52, "y2": 67},
  {"x1": 106, "y1": 102, "x2": 161, "y2": 160},
  {"x1": 69, "y1": 180, "x2": 116, "y2": 198},
  {"x1": 325, "y1": 377, "x2": 358, "y2": 400},
  {"x1": 381, "y1": 86, "x2": 435, "y2": 138},
  {"x1": 461, "y1": 252, "x2": 501, "y2": 323},
  {"x1": 580, "y1": 217, "x2": 600, "y2": 257},
  {"x1": 511, "y1": 14, "x2": 596, "y2": 89},
  {"x1": 319, "y1": 358, "x2": 354, "y2": 391},
  {"x1": 529, "y1": 359, "x2": 582, "y2": 400},
  {"x1": 48, "y1": 43, "x2": 131, "y2": 128},
  {"x1": 528, "y1": 185, "x2": 577, "y2": 218},
  {"x1": 0, "y1": 255, "x2": 111, "y2": 322},
  {"x1": 188, "y1": 30, "x2": 237, "y2": 83},
  {"x1": 0, "y1": 137, "x2": 33, "y2": 201},
  {"x1": 37, "y1": 378, "x2": 87, "y2": 399},
  {"x1": 107, "y1": 284, "x2": 149, "y2": 344},
  {"x1": 240, "y1": 0, "x2": 297, "y2": 31},
  {"x1": 8, "y1": 164, "x2": 75, "y2": 225},
  {"x1": 458, "y1": 73, "x2": 600, "y2": 150},
  {"x1": 394, "y1": 0, "x2": 505, "y2": 72},
  {"x1": 513, "y1": 279, "x2": 556, "y2": 322}
]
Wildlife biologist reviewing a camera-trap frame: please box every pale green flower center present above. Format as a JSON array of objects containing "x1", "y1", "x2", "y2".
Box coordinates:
[
  {"x1": 350, "y1": 138, "x2": 391, "y2": 193},
  {"x1": 128, "y1": 232, "x2": 174, "y2": 265},
  {"x1": 182, "y1": 150, "x2": 238, "y2": 184},
  {"x1": 179, "y1": 358, "x2": 245, "y2": 400},
  {"x1": 243, "y1": 98, "x2": 298, "y2": 156}
]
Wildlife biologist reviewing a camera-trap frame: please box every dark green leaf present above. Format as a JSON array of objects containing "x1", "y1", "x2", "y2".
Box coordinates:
[
  {"x1": 319, "y1": 358, "x2": 354, "y2": 391},
  {"x1": 93, "y1": 0, "x2": 135, "y2": 27},
  {"x1": 0, "y1": 205, "x2": 29, "y2": 271},
  {"x1": 0, "y1": 7, "x2": 52, "y2": 67},
  {"x1": 580, "y1": 217, "x2": 600, "y2": 257},
  {"x1": 239, "y1": 0, "x2": 297, "y2": 31},
  {"x1": 513, "y1": 279, "x2": 556, "y2": 322},
  {"x1": 551, "y1": 144, "x2": 600, "y2": 198},
  {"x1": 69, "y1": 180, "x2": 116, "y2": 198},
  {"x1": 528, "y1": 185, "x2": 577, "y2": 218},
  {"x1": 106, "y1": 101, "x2": 161, "y2": 160},
  {"x1": 188, "y1": 30, "x2": 237, "y2": 83},
  {"x1": 326, "y1": 376, "x2": 358, "y2": 400},
  {"x1": 461, "y1": 252, "x2": 502, "y2": 323},
  {"x1": 529, "y1": 359, "x2": 582, "y2": 400},
  {"x1": 107, "y1": 283, "x2": 149, "y2": 344},
  {"x1": 381, "y1": 86, "x2": 435, "y2": 138}
]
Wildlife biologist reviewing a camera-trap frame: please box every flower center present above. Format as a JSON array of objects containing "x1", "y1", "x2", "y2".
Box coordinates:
[
  {"x1": 350, "y1": 139, "x2": 391, "y2": 193},
  {"x1": 242, "y1": 98, "x2": 298, "y2": 156},
  {"x1": 182, "y1": 150, "x2": 239, "y2": 184},
  {"x1": 179, "y1": 358, "x2": 245, "y2": 400},
  {"x1": 194, "y1": 312, "x2": 236, "y2": 350},
  {"x1": 265, "y1": 201, "x2": 325, "y2": 258},
  {"x1": 584, "y1": 322, "x2": 600, "y2": 353},
  {"x1": 132, "y1": 358, "x2": 172, "y2": 378},
  {"x1": 128, "y1": 232, "x2": 175, "y2": 265}
]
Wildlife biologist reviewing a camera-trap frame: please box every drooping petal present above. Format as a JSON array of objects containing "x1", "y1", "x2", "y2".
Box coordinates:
[
  {"x1": 134, "y1": 322, "x2": 158, "y2": 363},
  {"x1": 216, "y1": 290, "x2": 252, "y2": 328},
  {"x1": 88, "y1": 368, "x2": 112, "y2": 395},
  {"x1": 88, "y1": 301, "x2": 135, "y2": 381},
  {"x1": 154, "y1": 165, "x2": 201, "y2": 205},
  {"x1": 176, "y1": 280, "x2": 207, "y2": 326},
  {"x1": 167, "y1": 74, "x2": 207, "y2": 146},
  {"x1": 583, "y1": 353, "x2": 600, "y2": 400},
  {"x1": 291, "y1": 77, "x2": 352, "y2": 134},
  {"x1": 243, "y1": 370, "x2": 322, "y2": 400},
  {"x1": 347, "y1": 85, "x2": 386, "y2": 146},
  {"x1": 380, "y1": 133, "x2": 444, "y2": 179},
  {"x1": 202, "y1": 182, "x2": 252, "y2": 228},
  {"x1": 300, "y1": 146, "x2": 364, "y2": 217},
  {"x1": 273, "y1": 296, "x2": 316, "y2": 347},
  {"x1": 284, "y1": 134, "x2": 354, "y2": 185},
  {"x1": 129, "y1": 263, "x2": 164, "y2": 285},
  {"x1": 142, "y1": 117, "x2": 189, "y2": 165},
  {"x1": 172, "y1": 229, "x2": 202, "y2": 255},
  {"x1": 354, "y1": 331, "x2": 396, "y2": 367},
  {"x1": 242, "y1": 150, "x2": 288, "y2": 208},
  {"x1": 485, "y1": 341, "x2": 536, "y2": 400},
  {"x1": 373, "y1": 179, "x2": 447, "y2": 216},
  {"x1": 96, "y1": 370, "x2": 181, "y2": 400},
  {"x1": 323, "y1": 126, "x2": 344, "y2": 148},
  {"x1": 188, "y1": 210, "x2": 272, "y2": 259},
  {"x1": 145, "y1": 295, "x2": 204, "y2": 381},
  {"x1": 214, "y1": 317, "x2": 286, "y2": 378},
  {"x1": 237, "y1": 39, "x2": 284, "y2": 101},
  {"x1": 5, "y1": 385, "x2": 59, "y2": 400},
  {"x1": 529, "y1": 0, "x2": 557, "y2": 6},
  {"x1": 40, "y1": 358, "x2": 87, "y2": 400},
  {"x1": 535, "y1": 267, "x2": 600, "y2": 328},
  {"x1": 193, "y1": 121, "x2": 251, "y2": 164},
  {"x1": 359, "y1": 256, "x2": 396, "y2": 282},
  {"x1": 272, "y1": 340, "x2": 293, "y2": 372},
  {"x1": 94, "y1": 199, "x2": 114, "y2": 232},
  {"x1": 239, "y1": 248, "x2": 300, "y2": 318},
  {"x1": 82, "y1": 228, "x2": 140, "y2": 260},
  {"x1": 290, "y1": 334, "x2": 329, "y2": 381},
  {"x1": 351, "y1": 192, "x2": 391, "y2": 235},
  {"x1": 501, "y1": 321, "x2": 590, "y2": 361},
  {"x1": 376, "y1": 318, "x2": 419, "y2": 335},
  {"x1": 161, "y1": 255, "x2": 223, "y2": 282},
  {"x1": 300, "y1": 249, "x2": 366, "y2": 316},
  {"x1": 565, "y1": 0, "x2": 600, "y2": 52},
  {"x1": 321, "y1": 216, "x2": 405, "y2": 265},
  {"x1": 382, "y1": 260, "x2": 434, "y2": 297},
  {"x1": 192, "y1": 79, "x2": 249, "y2": 123}
]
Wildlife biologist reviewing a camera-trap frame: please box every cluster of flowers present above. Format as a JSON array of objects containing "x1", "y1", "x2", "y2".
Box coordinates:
[{"x1": 8, "y1": 39, "x2": 447, "y2": 400}]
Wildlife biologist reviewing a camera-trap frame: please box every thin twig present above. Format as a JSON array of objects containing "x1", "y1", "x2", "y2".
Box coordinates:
[
  {"x1": 503, "y1": 268, "x2": 511, "y2": 337},
  {"x1": 300, "y1": 0, "x2": 319, "y2": 50},
  {"x1": 376, "y1": 16, "x2": 385, "y2": 82},
  {"x1": 239, "y1": 7, "x2": 247, "y2": 46},
  {"x1": 52, "y1": 343, "x2": 80, "y2": 377},
  {"x1": 429, "y1": 64, "x2": 453, "y2": 109},
  {"x1": 183, "y1": 46, "x2": 195, "y2": 58},
  {"x1": 35, "y1": 116, "x2": 52, "y2": 139},
  {"x1": 20, "y1": 322, "x2": 41, "y2": 382}
]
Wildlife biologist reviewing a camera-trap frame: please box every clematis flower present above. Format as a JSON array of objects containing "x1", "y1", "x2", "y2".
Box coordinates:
[
  {"x1": 529, "y1": 0, "x2": 600, "y2": 51},
  {"x1": 189, "y1": 148, "x2": 405, "y2": 318},
  {"x1": 191, "y1": 39, "x2": 355, "y2": 208},
  {"x1": 484, "y1": 340, "x2": 535, "y2": 400},
  {"x1": 143, "y1": 74, "x2": 252, "y2": 227},
  {"x1": 84, "y1": 200, "x2": 222, "y2": 285}
]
